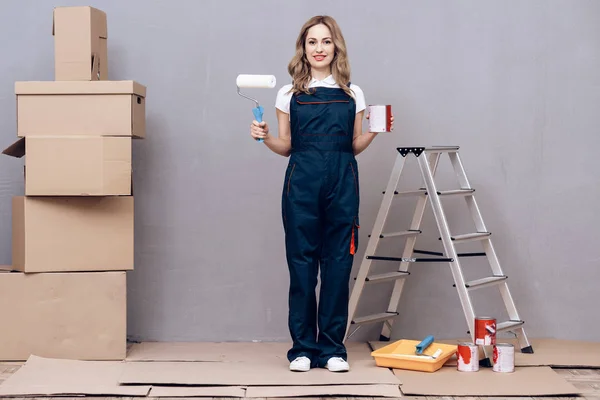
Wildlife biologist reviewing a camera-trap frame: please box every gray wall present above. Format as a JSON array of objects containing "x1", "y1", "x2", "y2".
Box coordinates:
[{"x1": 1, "y1": 0, "x2": 599, "y2": 344}]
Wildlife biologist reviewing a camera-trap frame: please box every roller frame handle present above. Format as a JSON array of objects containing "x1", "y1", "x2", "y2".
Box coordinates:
[
  {"x1": 415, "y1": 335, "x2": 435, "y2": 355},
  {"x1": 252, "y1": 105, "x2": 265, "y2": 143}
]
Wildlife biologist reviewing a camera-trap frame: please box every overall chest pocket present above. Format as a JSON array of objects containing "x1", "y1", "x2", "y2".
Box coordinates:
[{"x1": 294, "y1": 97, "x2": 352, "y2": 136}]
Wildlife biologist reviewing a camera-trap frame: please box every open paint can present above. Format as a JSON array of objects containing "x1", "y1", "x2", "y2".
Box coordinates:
[
  {"x1": 368, "y1": 105, "x2": 392, "y2": 132},
  {"x1": 493, "y1": 343, "x2": 515, "y2": 372},
  {"x1": 474, "y1": 316, "x2": 496, "y2": 345},
  {"x1": 457, "y1": 342, "x2": 479, "y2": 372}
]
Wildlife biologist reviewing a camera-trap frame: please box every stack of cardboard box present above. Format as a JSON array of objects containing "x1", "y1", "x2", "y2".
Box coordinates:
[{"x1": 0, "y1": 6, "x2": 146, "y2": 361}]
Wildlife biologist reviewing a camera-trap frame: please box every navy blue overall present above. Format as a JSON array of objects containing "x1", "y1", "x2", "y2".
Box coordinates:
[{"x1": 281, "y1": 85, "x2": 360, "y2": 368}]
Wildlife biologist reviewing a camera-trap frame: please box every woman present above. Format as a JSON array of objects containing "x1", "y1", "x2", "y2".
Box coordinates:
[{"x1": 250, "y1": 15, "x2": 393, "y2": 372}]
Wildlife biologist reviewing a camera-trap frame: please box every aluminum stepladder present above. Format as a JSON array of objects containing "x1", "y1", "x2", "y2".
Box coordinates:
[{"x1": 345, "y1": 146, "x2": 534, "y2": 365}]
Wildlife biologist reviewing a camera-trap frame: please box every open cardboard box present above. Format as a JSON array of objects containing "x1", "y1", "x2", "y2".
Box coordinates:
[
  {"x1": 2, "y1": 136, "x2": 132, "y2": 196},
  {"x1": 53, "y1": 6, "x2": 108, "y2": 81},
  {"x1": 15, "y1": 80, "x2": 146, "y2": 138}
]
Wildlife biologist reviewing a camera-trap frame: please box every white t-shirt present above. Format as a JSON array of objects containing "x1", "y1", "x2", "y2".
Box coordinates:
[{"x1": 275, "y1": 74, "x2": 366, "y2": 115}]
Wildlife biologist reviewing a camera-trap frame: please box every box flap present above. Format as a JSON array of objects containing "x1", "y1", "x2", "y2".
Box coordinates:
[
  {"x1": 2, "y1": 138, "x2": 25, "y2": 158},
  {"x1": 91, "y1": 53, "x2": 101, "y2": 80},
  {"x1": 15, "y1": 81, "x2": 146, "y2": 97},
  {"x1": 52, "y1": 6, "x2": 107, "y2": 38}
]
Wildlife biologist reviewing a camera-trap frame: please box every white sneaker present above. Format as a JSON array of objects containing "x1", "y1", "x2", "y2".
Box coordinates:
[
  {"x1": 289, "y1": 356, "x2": 311, "y2": 372},
  {"x1": 325, "y1": 357, "x2": 350, "y2": 372}
]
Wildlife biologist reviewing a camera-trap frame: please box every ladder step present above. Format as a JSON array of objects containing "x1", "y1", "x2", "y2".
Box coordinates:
[
  {"x1": 453, "y1": 275, "x2": 508, "y2": 290},
  {"x1": 425, "y1": 146, "x2": 460, "y2": 153},
  {"x1": 366, "y1": 256, "x2": 454, "y2": 263},
  {"x1": 365, "y1": 271, "x2": 410, "y2": 284},
  {"x1": 352, "y1": 312, "x2": 399, "y2": 325},
  {"x1": 468, "y1": 320, "x2": 525, "y2": 335},
  {"x1": 497, "y1": 320, "x2": 525, "y2": 332},
  {"x1": 442, "y1": 232, "x2": 491, "y2": 243},
  {"x1": 438, "y1": 189, "x2": 475, "y2": 197},
  {"x1": 395, "y1": 189, "x2": 427, "y2": 197},
  {"x1": 380, "y1": 230, "x2": 421, "y2": 238}
]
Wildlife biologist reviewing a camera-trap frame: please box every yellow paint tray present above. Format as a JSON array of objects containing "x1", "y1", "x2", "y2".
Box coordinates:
[{"x1": 371, "y1": 339, "x2": 458, "y2": 372}]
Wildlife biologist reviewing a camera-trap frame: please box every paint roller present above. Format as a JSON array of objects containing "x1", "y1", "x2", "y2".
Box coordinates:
[
  {"x1": 236, "y1": 74, "x2": 277, "y2": 142},
  {"x1": 414, "y1": 335, "x2": 443, "y2": 359}
]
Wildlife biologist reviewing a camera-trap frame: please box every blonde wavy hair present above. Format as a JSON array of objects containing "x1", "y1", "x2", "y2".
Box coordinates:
[{"x1": 287, "y1": 16, "x2": 353, "y2": 97}]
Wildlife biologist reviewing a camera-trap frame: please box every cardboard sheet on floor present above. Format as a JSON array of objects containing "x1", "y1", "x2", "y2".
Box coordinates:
[
  {"x1": 395, "y1": 366, "x2": 583, "y2": 396},
  {"x1": 126, "y1": 341, "x2": 373, "y2": 362},
  {"x1": 371, "y1": 338, "x2": 600, "y2": 368},
  {"x1": 126, "y1": 341, "x2": 288, "y2": 362},
  {"x1": 245, "y1": 384, "x2": 401, "y2": 398},
  {"x1": 495, "y1": 338, "x2": 600, "y2": 368},
  {"x1": 118, "y1": 359, "x2": 400, "y2": 386},
  {"x1": 149, "y1": 386, "x2": 246, "y2": 397},
  {"x1": 0, "y1": 355, "x2": 150, "y2": 397}
]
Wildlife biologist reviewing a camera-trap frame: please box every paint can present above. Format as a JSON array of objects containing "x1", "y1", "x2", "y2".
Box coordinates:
[
  {"x1": 456, "y1": 342, "x2": 479, "y2": 372},
  {"x1": 493, "y1": 343, "x2": 515, "y2": 372},
  {"x1": 368, "y1": 105, "x2": 392, "y2": 132},
  {"x1": 474, "y1": 317, "x2": 496, "y2": 345}
]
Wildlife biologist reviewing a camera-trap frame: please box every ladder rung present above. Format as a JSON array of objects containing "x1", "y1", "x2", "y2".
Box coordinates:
[
  {"x1": 365, "y1": 271, "x2": 410, "y2": 284},
  {"x1": 497, "y1": 320, "x2": 525, "y2": 332},
  {"x1": 438, "y1": 189, "x2": 475, "y2": 197},
  {"x1": 425, "y1": 146, "x2": 460, "y2": 153},
  {"x1": 352, "y1": 312, "x2": 399, "y2": 325},
  {"x1": 443, "y1": 232, "x2": 491, "y2": 243},
  {"x1": 381, "y1": 230, "x2": 421, "y2": 238},
  {"x1": 462, "y1": 275, "x2": 508, "y2": 290},
  {"x1": 395, "y1": 189, "x2": 427, "y2": 197}
]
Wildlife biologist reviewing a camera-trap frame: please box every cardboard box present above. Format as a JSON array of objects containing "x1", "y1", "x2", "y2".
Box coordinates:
[
  {"x1": 2, "y1": 136, "x2": 132, "y2": 196},
  {"x1": 12, "y1": 196, "x2": 134, "y2": 272},
  {"x1": 15, "y1": 81, "x2": 146, "y2": 138},
  {"x1": 0, "y1": 269, "x2": 126, "y2": 361},
  {"x1": 53, "y1": 6, "x2": 108, "y2": 81}
]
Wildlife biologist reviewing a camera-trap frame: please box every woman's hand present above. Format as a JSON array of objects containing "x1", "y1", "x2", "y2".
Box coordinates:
[{"x1": 250, "y1": 120, "x2": 270, "y2": 141}]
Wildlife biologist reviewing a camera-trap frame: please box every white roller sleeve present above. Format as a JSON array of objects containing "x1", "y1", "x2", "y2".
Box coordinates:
[{"x1": 236, "y1": 74, "x2": 276, "y2": 89}]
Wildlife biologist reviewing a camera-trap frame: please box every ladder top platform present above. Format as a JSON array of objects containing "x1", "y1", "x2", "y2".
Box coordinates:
[{"x1": 397, "y1": 146, "x2": 460, "y2": 157}]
